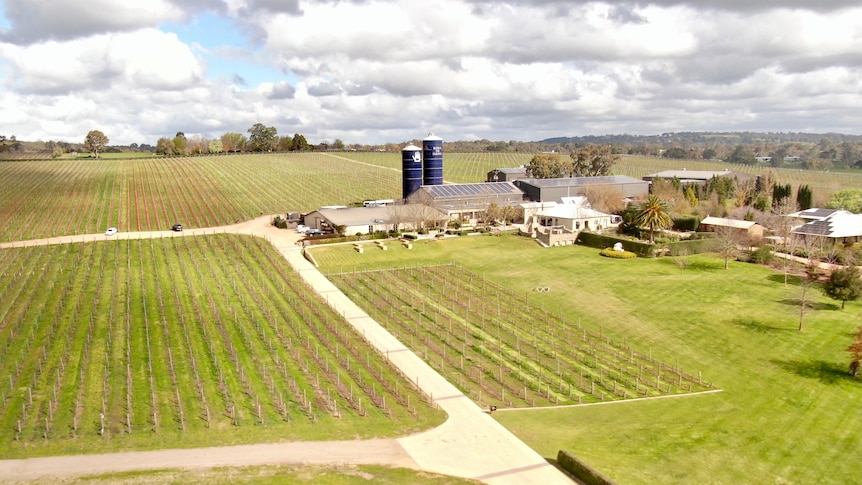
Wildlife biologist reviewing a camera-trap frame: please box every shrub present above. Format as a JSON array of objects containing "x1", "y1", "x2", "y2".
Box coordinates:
[
  {"x1": 672, "y1": 215, "x2": 700, "y2": 232},
  {"x1": 749, "y1": 246, "x2": 774, "y2": 264},
  {"x1": 600, "y1": 248, "x2": 637, "y2": 259},
  {"x1": 402, "y1": 233, "x2": 417, "y2": 240}
]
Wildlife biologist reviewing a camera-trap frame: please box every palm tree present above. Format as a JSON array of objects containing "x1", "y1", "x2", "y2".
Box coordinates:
[{"x1": 634, "y1": 195, "x2": 671, "y2": 243}]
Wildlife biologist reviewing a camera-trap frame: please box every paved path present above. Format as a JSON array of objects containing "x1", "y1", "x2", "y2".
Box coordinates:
[{"x1": 0, "y1": 217, "x2": 571, "y2": 484}]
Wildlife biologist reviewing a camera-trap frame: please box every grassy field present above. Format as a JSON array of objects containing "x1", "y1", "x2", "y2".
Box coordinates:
[
  {"x1": 310, "y1": 234, "x2": 862, "y2": 484},
  {"x1": 0, "y1": 235, "x2": 443, "y2": 458}
]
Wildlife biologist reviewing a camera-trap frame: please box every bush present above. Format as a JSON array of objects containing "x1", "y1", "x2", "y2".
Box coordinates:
[
  {"x1": 402, "y1": 233, "x2": 417, "y2": 240},
  {"x1": 672, "y1": 215, "x2": 700, "y2": 232},
  {"x1": 749, "y1": 246, "x2": 774, "y2": 264},
  {"x1": 600, "y1": 248, "x2": 637, "y2": 259}
]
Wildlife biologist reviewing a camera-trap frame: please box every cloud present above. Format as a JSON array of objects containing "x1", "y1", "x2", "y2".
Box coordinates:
[
  {"x1": 0, "y1": 0, "x2": 185, "y2": 44},
  {"x1": 1, "y1": 0, "x2": 862, "y2": 146}
]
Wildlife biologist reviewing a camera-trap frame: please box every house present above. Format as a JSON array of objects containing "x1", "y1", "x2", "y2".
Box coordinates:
[
  {"x1": 303, "y1": 204, "x2": 448, "y2": 235},
  {"x1": 487, "y1": 167, "x2": 527, "y2": 182},
  {"x1": 790, "y1": 210, "x2": 862, "y2": 245},
  {"x1": 513, "y1": 175, "x2": 648, "y2": 203},
  {"x1": 535, "y1": 200, "x2": 621, "y2": 233},
  {"x1": 699, "y1": 216, "x2": 765, "y2": 240}
]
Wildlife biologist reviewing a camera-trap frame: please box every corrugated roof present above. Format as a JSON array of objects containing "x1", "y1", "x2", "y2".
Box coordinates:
[
  {"x1": 539, "y1": 205, "x2": 612, "y2": 219},
  {"x1": 645, "y1": 170, "x2": 733, "y2": 180},
  {"x1": 700, "y1": 217, "x2": 758, "y2": 230},
  {"x1": 517, "y1": 175, "x2": 645, "y2": 188}
]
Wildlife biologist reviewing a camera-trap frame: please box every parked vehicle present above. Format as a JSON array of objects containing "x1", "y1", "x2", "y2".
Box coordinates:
[
  {"x1": 172, "y1": 223, "x2": 183, "y2": 232},
  {"x1": 296, "y1": 224, "x2": 310, "y2": 233},
  {"x1": 105, "y1": 227, "x2": 118, "y2": 236}
]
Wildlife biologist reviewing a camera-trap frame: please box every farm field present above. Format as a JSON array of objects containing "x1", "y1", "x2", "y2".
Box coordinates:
[
  {"x1": 2, "y1": 152, "x2": 861, "y2": 243},
  {"x1": 310, "y1": 235, "x2": 862, "y2": 484},
  {"x1": 0, "y1": 234, "x2": 443, "y2": 458}
]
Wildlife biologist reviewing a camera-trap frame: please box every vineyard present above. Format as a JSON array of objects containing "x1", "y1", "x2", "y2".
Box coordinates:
[
  {"x1": 0, "y1": 234, "x2": 443, "y2": 458},
  {"x1": 328, "y1": 264, "x2": 713, "y2": 409},
  {"x1": 0, "y1": 154, "x2": 400, "y2": 241},
  {"x1": 2, "y1": 152, "x2": 860, "y2": 242}
]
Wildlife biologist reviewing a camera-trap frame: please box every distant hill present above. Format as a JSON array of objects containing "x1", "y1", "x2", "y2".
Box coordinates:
[{"x1": 538, "y1": 132, "x2": 862, "y2": 146}]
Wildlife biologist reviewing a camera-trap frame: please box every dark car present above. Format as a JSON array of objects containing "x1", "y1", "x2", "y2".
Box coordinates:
[{"x1": 172, "y1": 223, "x2": 183, "y2": 232}]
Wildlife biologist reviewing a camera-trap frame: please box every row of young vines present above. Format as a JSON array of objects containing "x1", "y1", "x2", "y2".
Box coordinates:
[
  {"x1": 0, "y1": 234, "x2": 441, "y2": 457},
  {"x1": 329, "y1": 264, "x2": 714, "y2": 409}
]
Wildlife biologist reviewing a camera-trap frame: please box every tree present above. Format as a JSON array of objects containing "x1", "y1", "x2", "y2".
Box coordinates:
[
  {"x1": 173, "y1": 132, "x2": 188, "y2": 155},
  {"x1": 633, "y1": 195, "x2": 671, "y2": 244},
  {"x1": 332, "y1": 139, "x2": 345, "y2": 150},
  {"x1": 83, "y1": 130, "x2": 109, "y2": 158},
  {"x1": 825, "y1": 189, "x2": 862, "y2": 213},
  {"x1": 155, "y1": 137, "x2": 174, "y2": 156},
  {"x1": 822, "y1": 266, "x2": 862, "y2": 310},
  {"x1": 248, "y1": 123, "x2": 278, "y2": 152},
  {"x1": 796, "y1": 185, "x2": 813, "y2": 211},
  {"x1": 221, "y1": 133, "x2": 247, "y2": 153},
  {"x1": 712, "y1": 224, "x2": 747, "y2": 270},
  {"x1": 570, "y1": 144, "x2": 618, "y2": 177},
  {"x1": 292, "y1": 133, "x2": 309, "y2": 151},
  {"x1": 727, "y1": 144, "x2": 755, "y2": 165},
  {"x1": 582, "y1": 184, "x2": 625, "y2": 214},
  {"x1": 526, "y1": 153, "x2": 569, "y2": 178}
]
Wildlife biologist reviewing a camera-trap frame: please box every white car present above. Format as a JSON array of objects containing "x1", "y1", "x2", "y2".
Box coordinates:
[
  {"x1": 105, "y1": 227, "x2": 118, "y2": 236},
  {"x1": 296, "y1": 224, "x2": 310, "y2": 233}
]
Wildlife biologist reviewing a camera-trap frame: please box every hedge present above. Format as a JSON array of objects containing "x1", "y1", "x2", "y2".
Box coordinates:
[
  {"x1": 577, "y1": 232, "x2": 656, "y2": 258},
  {"x1": 556, "y1": 450, "x2": 617, "y2": 485}
]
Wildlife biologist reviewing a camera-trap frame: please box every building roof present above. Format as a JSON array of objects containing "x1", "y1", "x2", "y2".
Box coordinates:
[
  {"x1": 491, "y1": 167, "x2": 527, "y2": 174},
  {"x1": 313, "y1": 205, "x2": 447, "y2": 226},
  {"x1": 539, "y1": 205, "x2": 613, "y2": 220},
  {"x1": 644, "y1": 170, "x2": 734, "y2": 181},
  {"x1": 786, "y1": 208, "x2": 843, "y2": 221},
  {"x1": 516, "y1": 175, "x2": 645, "y2": 188},
  {"x1": 792, "y1": 211, "x2": 862, "y2": 238},
  {"x1": 700, "y1": 216, "x2": 759, "y2": 230},
  {"x1": 421, "y1": 182, "x2": 523, "y2": 198}
]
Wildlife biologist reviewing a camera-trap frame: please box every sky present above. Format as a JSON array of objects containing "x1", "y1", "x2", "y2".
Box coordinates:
[{"x1": 0, "y1": 0, "x2": 861, "y2": 146}]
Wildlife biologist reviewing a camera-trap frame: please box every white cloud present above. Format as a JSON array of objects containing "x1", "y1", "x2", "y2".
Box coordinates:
[{"x1": 1, "y1": 0, "x2": 862, "y2": 145}]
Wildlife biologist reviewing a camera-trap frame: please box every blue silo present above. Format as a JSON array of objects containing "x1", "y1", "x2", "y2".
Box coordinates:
[
  {"x1": 422, "y1": 133, "x2": 443, "y2": 186},
  {"x1": 401, "y1": 144, "x2": 423, "y2": 199}
]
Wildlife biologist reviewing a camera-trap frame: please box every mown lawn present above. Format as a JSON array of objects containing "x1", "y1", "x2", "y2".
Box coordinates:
[{"x1": 312, "y1": 234, "x2": 862, "y2": 484}]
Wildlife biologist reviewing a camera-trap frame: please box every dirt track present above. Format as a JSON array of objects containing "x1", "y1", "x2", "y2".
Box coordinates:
[{"x1": 0, "y1": 217, "x2": 571, "y2": 484}]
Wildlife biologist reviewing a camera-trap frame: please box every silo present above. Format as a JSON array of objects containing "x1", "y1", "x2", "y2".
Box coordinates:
[
  {"x1": 422, "y1": 133, "x2": 444, "y2": 186},
  {"x1": 401, "y1": 144, "x2": 423, "y2": 199}
]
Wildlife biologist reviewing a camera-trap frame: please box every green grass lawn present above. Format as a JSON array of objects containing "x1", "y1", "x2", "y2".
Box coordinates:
[{"x1": 312, "y1": 234, "x2": 862, "y2": 484}]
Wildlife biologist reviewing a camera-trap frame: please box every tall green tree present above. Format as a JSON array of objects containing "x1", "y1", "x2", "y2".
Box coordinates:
[
  {"x1": 825, "y1": 189, "x2": 862, "y2": 213},
  {"x1": 796, "y1": 185, "x2": 813, "y2": 211},
  {"x1": 727, "y1": 144, "x2": 756, "y2": 165},
  {"x1": 570, "y1": 144, "x2": 618, "y2": 177},
  {"x1": 633, "y1": 195, "x2": 671, "y2": 244},
  {"x1": 823, "y1": 266, "x2": 862, "y2": 310},
  {"x1": 173, "y1": 132, "x2": 187, "y2": 155},
  {"x1": 248, "y1": 123, "x2": 278, "y2": 152},
  {"x1": 83, "y1": 130, "x2": 109, "y2": 158},
  {"x1": 527, "y1": 153, "x2": 569, "y2": 178},
  {"x1": 292, "y1": 133, "x2": 309, "y2": 151}
]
